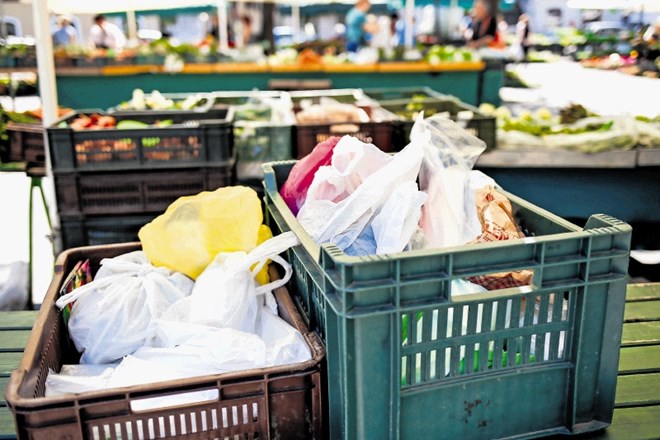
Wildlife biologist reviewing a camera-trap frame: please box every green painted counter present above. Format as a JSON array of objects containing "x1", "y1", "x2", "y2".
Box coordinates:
[
  {"x1": 1, "y1": 284, "x2": 659, "y2": 439},
  {"x1": 52, "y1": 61, "x2": 501, "y2": 109}
]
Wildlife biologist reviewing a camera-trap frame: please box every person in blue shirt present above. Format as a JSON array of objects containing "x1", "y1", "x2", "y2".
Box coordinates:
[
  {"x1": 52, "y1": 15, "x2": 77, "y2": 47},
  {"x1": 346, "y1": 0, "x2": 378, "y2": 52}
]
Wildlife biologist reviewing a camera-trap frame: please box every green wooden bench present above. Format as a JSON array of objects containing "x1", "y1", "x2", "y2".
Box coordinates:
[{"x1": 1, "y1": 284, "x2": 658, "y2": 439}]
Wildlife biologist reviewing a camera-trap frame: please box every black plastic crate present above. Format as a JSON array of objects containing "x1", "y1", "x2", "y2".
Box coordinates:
[
  {"x1": 58, "y1": 214, "x2": 156, "y2": 250},
  {"x1": 7, "y1": 122, "x2": 46, "y2": 165},
  {"x1": 382, "y1": 98, "x2": 497, "y2": 150},
  {"x1": 55, "y1": 164, "x2": 233, "y2": 216},
  {"x1": 47, "y1": 109, "x2": 234, "y2": 173},
  {"x1": 6, "y1": 243, "x2": 324, "y2": 440}
]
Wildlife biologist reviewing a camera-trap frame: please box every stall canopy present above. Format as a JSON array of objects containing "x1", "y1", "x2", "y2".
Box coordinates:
[{"x1": 567, "y1": 0, "x2": 660, "y2": 11}]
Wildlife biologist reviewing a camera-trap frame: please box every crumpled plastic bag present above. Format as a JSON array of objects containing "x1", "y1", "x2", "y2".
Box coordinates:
[
  {"x1": 635, "y1": 120, "x2": 660, "y2": 147},
  {"x1": 185, "y1": 231, "x2": 299, "y2": 333},
  {"x1": 45, "y1": 365, "x2": 115, "y2": 397},
  {"x1": 297, "y1": 136, "x2": 424, "y2": 254},
  {"x1": 55, "y1": 251, "x2": 194, "y2": 364},
  {"x1": 138, "y1": 186, "x2": 272, "y2": 282},
  {"x1": 413, "y1": 114, "x2": 488, "y2": 249},
  {"x1": 304, "y1": 136, "x2": 392, "y2": 204},
  {"x1": 371, "y1": 182, "x2": 427, "y2": 255},
  {"x1": 0, "y1": 262, "x2": 28, "y2": 311},
  {"x1": 138, "y1": 231, "x2": 311, "y2": 370},
  {"x1": 467, "y1": 186, "x2": 533, "y2": 290},
  {"x1": 280, "y1": 136, "x2": 341, "y2": 215}
]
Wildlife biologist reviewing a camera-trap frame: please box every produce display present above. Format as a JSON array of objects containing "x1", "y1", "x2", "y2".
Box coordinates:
[
  {"x1": 295, "y1": 99, "x2": 370, "y2": 124},
  {"x1": 1, "y1": 105, "x2": 72, "y2": 164},
  {"x1": 425, "y1": 45, "x2": 475, "y2": 64},
  {"x1": 480, "y1": 102, "x2": 660, "y2": 152},
  {"x1": 62, "y1": 113, "x2": 174, "y2": 130},
  {"x1": 0, "y1": 105, "x2": 39, "y2": 162},
  {"x1": 115, "y1": 89, "x2": 209, "y2": 111}
]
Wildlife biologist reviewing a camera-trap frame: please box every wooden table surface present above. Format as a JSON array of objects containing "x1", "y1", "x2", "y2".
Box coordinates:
[{"x1": 1, "y1": 285, "x2": 658, "y2": 439}]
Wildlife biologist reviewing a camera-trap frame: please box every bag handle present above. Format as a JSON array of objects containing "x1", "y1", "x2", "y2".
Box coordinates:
[{"x1": 241, "y1": 232, "x2": 299, "y2": 296}]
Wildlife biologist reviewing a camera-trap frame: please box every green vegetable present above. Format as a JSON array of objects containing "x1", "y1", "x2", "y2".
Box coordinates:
[
  {"x1": 116, "y1": 120, "x2": 149, "y2": 129},
  {"x1": 459, "y1": 349, "x2": 535, "y2": 374}
]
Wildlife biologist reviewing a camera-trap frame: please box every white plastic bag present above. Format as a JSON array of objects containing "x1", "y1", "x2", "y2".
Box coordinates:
[
  {"x1": 55, "y1": 251, "x2": 194, "y2": 364},
  {"x1": 413, "y1": 115, "x2": 487, "y2": 249},
  {"x1": 257, "y1": 306, "x2": 313, "y2": 366},
  {"x1": 187, "y1": 231, "x2": 299, "y2": 332},
  {"x1": 371, "y1": 182, "x2": 427, "y2": 255},
  {"x1": 304, "y1": 135, "x2": 392, "y2": 204},
  {"x1": 45, "y1": 365, "x2": 115, "y2": 397},
  {"x1": 0, "y1": 262, "x2": 28, "y2": 311},
  {"x1": 297, "y1": 137, "x2": 424, "y2": 252}
]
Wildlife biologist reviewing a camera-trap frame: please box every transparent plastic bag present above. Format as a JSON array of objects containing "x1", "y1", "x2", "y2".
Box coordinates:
[{"x1": 412, "y1": 115, "x2": 487, "y2": 249}]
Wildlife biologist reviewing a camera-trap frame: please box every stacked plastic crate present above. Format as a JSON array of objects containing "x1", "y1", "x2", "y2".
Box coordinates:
[{"x1": 47, "y1": 107, "x2": 234, "y2": 250}]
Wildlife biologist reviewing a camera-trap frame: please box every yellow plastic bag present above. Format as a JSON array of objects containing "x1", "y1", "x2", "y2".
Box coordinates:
[{"x1": 139, "y1": 186, "x2": 272, "y2": 283}]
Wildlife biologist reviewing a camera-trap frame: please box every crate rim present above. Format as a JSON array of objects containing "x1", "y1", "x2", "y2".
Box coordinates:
[
  {"x1": 47, "y1": 107, "x2": 234, "y2": 131},
  {"x1": 5, "y1": 242, "x2": 325, "y2": 411},
  {"x1": 379, "y1": 97, "x2": 494, "y2": 122}
]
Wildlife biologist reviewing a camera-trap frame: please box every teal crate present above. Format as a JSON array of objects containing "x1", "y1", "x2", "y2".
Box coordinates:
[
  {"x1": 381, "y1": 97, "x2": 497, "y2": 150},
  {"x1": 209, "y1": 91, "x2": 295, "y2": 180},
  {"x1": 364, "y1": 86, "x2": 447, "y2": 103},
  {"x1": 262, "y1": 160, "x2": 632, "y2": 440},
  {"x1": 234, "y1": 122, "x2": 294, "y2": 180}
]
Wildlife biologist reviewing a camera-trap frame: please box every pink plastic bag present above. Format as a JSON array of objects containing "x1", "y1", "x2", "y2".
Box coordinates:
[{"x1": 280, "y1": 136, "x2": 341, "y2": 215}]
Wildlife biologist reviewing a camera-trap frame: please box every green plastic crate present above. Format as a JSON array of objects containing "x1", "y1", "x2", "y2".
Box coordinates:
[
  {"x1": 382, "y1": 97, "x2": 497, "y2": 150},
  {"x1": 364, "y1": 86, "x2": 447, "y2": 103},
  {"x1": 262, "y1": 160, "x2": 632, "y2": 440},
  {"x1": 212, "y1": 91, "x2": 296, "y2": 181}
]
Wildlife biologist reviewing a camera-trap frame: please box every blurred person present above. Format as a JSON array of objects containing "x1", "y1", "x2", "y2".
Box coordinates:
[
  {"x1": 516, "y1": 14, "x2": 531, "y2": 60},
  {"x1": 461, "y1": 9, "x2": 474, "y2": 40},
  {"x1": 345, "y1": 0, "x2": 378, "y2": 52},
  {"x1": 52, "y1": 15, "x2": 77, "y2": 47},
  {"x1": 466, "y1": 0, "x2": 497, "y2": 49},
  {"x1": 90, "y1": 14, "x2": 126, "y2": 50},
  {"x1": 240, "y1": 15, "x2": 254, "y2": 46}
]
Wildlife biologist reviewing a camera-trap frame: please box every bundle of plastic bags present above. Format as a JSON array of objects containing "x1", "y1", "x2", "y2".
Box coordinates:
[
  {"x1": 49, "y1": 186, "x2": 312, "y2": 402},
  {"x1": 283, "y1": 115, "x2": 506, "y2": 257},
  {"x1": 280, "y1": 114, "x2": 532, "y2": 291}
]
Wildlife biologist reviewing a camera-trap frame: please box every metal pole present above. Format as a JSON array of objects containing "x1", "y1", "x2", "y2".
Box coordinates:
[
  {"x1": 126, "y1": 10, "x2": 138, "y2": 44},
  {"x1": 31, "y1": 0, "x2": 60, "y2": 308},
  {"x1": 405, "y1": 0, "x2": 415, "y2": 48},
  {"x1": 218, "y1": 0, "x2": 229, "y2": 51},
  {"x1": 32, "y1": 0, "x2": 58, "y2": 126},
  {"x1": 292, "y1": 3, "x2": 301, "y2": 43},
  {"x1": 0, "y1": 0, "x2": 7, "y2": 40}
]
